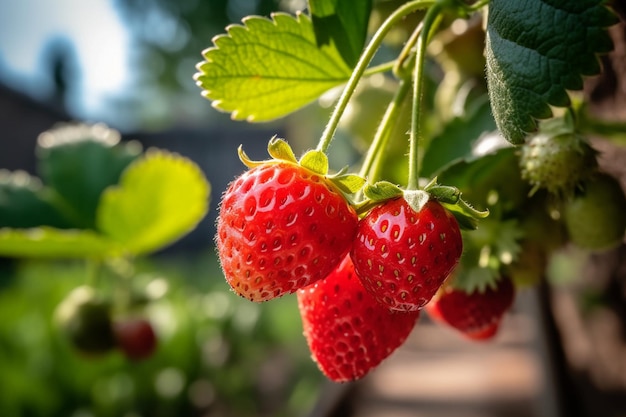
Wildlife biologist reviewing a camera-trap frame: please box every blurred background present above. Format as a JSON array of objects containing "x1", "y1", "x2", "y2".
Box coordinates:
[
  {"x1": 0, "y1": 1, "x2": 330, "y2": 416},
  {"x1": 1, "y1": 1, "x2": 626, "y2": 417}
]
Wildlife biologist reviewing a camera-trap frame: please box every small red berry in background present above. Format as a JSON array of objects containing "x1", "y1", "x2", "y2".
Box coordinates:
[
  {"x1": 114, "y1": 318, "x2": 158, "y2": 360},
  {"x1": 426, "y1": 277, "x2": 516, "y2": 341}
]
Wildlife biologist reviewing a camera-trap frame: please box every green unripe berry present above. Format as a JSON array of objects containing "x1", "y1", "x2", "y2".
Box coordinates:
[
  {"x1": 563, "y1": 173, "x2": 626, "y2": 251},
  {"x1": 55, "y1": 286, "x2": 116, "y2": 356},
  {"x1": 520, "y1": 132, "x2": 597, "y2": 197}
]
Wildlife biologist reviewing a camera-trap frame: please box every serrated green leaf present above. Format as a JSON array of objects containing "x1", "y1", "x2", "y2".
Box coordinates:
[
  {"x1": 195, "y1": 12, "x2": 352, "y2": 121},
  {"x1": 299, "y1": 150, "x2": 329, "y2": 175},
  {"x1": 0, "y1": 171, "x2": 70, "y2": 228},
  {"x1": 97, "y1": 150, "x2": 210, "y2": 256},
  {"x1": 485, "y1": 0, "x2": 617, "y2": 144},
  {"x1": 0, "y1": 227, "x2": 117, "y2": 258},
  {"x1": 36, "y1": 124, "x2": 142, "y2": 228},
  {"x1": 309, "y1": 0, "x2": 372, "y2": 68}
]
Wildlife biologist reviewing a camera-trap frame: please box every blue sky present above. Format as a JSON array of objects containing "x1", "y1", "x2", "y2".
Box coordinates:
[{"x1": 0, "y1": 0, "x2": 131, "y2": 121}]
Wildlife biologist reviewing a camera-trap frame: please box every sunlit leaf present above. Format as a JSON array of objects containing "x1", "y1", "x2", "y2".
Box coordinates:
[
  {"x1": 195, "y1": 12, "x2": 351, "y2": 121},
  {"x1": 97, "y1": 150, "x2": 210, "y2": 256},
  {"x1": 0, "y1": 227, "x2": 116, "y2": 258},
  {"x1": 309, "y1": 0, "x2": 372, "y2": 68}
]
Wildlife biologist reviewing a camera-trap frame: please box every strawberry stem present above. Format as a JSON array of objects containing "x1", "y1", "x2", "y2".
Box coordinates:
[
  {"x1": 316, "y1": 0, "x2": 436, "y2": 154},
  {"x1": 85, "y1": 258, "x2": 102, "y2": 287},
  {"x1": 407, "y1": 3, "x2": 443, "y2": 190},
  {"x1": 359, "y1": 78, "x2": 411, "y2": 182}
]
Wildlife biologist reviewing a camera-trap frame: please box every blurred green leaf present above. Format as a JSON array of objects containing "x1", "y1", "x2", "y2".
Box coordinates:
[
  {"x1": 195, "y1": 12, "x2": 351, "y2": 121},
  {"x1": 0, "y1": 171, "x2": 70, "y2": 229},
  {"x1": 36, "y1": 124, "x2": 142, "y2": 229},
  {"x1": 0, "y1": 227, "x2": 116, "y2": 258},
  {"x1": 97, "y1": 150, "x2": 210, "y2": 256},
  {"x1": 309, "y1": 0, "x2": 372, "y2": 68},
  {"x1": 420, "y1": 97, "x2": 496, "y2": 178},
  {"x1": 438, "y1": 147, "x2": 529, "y2": 213}
]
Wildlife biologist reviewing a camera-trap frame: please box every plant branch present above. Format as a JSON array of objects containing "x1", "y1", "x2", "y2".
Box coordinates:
[
  {"x1": 359, "y1": 78, "x2": 412, "y2": 182},
  {"x1": 407, "y1": 3, "x2": 443, "y2": 190},
  {"x1": 316, "y1": 0, "x2": 436, "y2": 153}
]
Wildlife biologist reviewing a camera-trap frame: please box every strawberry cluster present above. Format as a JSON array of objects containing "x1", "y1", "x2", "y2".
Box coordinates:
[
  {"x1": 55, "y1": 286, "x2": 158, "y2": 361},
  {"x1": 215, "y1": 140, "x2": 515, "y2": 382}
]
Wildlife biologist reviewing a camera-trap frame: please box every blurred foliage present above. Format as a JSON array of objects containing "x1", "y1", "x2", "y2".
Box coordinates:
[
  {"x1": 0, "y1": 252, "x2": 324, "y2": 417},
  {"x1": 107, "y1": 0, "x2": 292, "y2": 127}
]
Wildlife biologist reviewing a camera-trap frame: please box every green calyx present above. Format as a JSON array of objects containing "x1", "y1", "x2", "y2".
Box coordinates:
[
  {"x1": 238, "y1": 136, "x2": 365, "y2": 196},
  {"x1": 356, "y1": 177, "x2": 488, "y2": 228},
  {"x1": 425, "y1": 178, "x2": 489, "y2": 230}
]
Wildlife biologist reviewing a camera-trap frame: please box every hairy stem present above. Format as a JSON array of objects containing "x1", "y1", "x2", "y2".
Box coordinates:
[
  {"x1": 317, "y1": 0, "x2": 436, "y2": 153},
  {"x1": 359, "y1": 78, "x2": 412, "y2": 182},
  {"x1": 407, "y1": 4, "x2": 443, "y2": 190}
]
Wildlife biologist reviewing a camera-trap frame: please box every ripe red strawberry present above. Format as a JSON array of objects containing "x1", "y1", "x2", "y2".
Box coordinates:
[
  {"x1": 114, "y1": 318, "x2": 158, "y2": 360},
  {"x1": 350, "y1": 198, "x2": 462, "y2": 312},
  {"x1": 426, "y1": 277, "x2": 515, "y2": 341},
  {"x1": 217, "y1": 162, "x2": 359, "y2": 302},
  {"x1": 297, "y1": 255, "x2": 420, "y2": 382}
]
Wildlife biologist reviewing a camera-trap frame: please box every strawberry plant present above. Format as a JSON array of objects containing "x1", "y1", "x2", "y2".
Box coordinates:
[
  {"x1": 1, "y1": 0, "x2": 624, "y2": 404},
  {"x1": 0, "y1": 122, "x2": 210, "y2": 362},
  {"x1": 193, "y1": 0, "x2": 625, "y2": 385}
]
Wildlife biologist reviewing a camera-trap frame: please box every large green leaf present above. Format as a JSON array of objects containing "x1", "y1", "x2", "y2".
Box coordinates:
[
  {"x1": 309, "y1": 0, "x2": 372, "y2": 68},
  {"x1": 97, "y1": 150, "x2": 210, "y2": 256},
  {"x1": 0, "y1": 227, "x2": 116, "y2": 258},
  {"x1": 36, "y1": 124, "x2": 142, "y2": 228},
  {"x1": 485, "y1": 0, "x2": 617, "y2": 144},
  {"x1": 195, "y1": 12, "x2": 352, "y2": 121}
]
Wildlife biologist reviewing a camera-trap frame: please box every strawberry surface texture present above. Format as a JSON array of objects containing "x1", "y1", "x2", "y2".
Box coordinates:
[
  {"x1": 216, "y1": 162, "x2": 359, "y2": 302},
  {"x1": 351, "y1": 198, "x2": 462, "y2": 312},
  {"x1": 297, "y1": 255, "x2": 420, "y2": 382}
]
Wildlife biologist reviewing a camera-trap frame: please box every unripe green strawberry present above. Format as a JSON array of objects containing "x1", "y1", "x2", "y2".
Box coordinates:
[
  {"x1": 519, "y1": 132, "x2": 597, "y2": 197},
  {"x1": 54, "y1": 286, "x2": 116, "y2": 356},
  {"x1": 563, "y1": 173, "x2": 626, "y2": 250}
]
